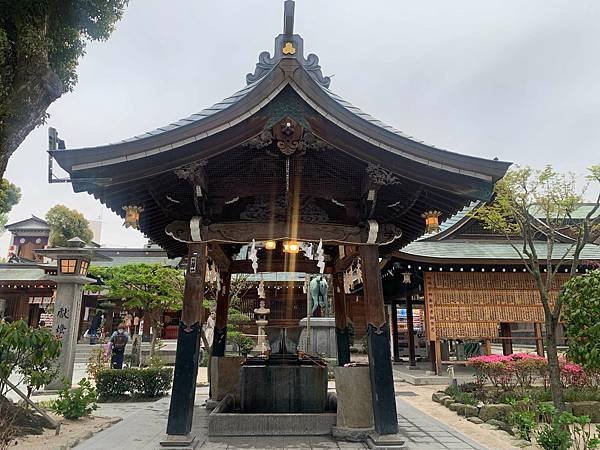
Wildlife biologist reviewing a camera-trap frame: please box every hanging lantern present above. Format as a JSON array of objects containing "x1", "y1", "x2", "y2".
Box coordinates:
[
  {"x1": 123, "y1": 205, "x2": 144, "y2": 229},
  {"x1": 402, "y1": 272, "x2": 412, "y2": 284},
  {"x1": 283, "y1": 240, "x2": 300, "y2": 254},
  {"x1": 264, "y1": 240, "x2": 276, "y2": 250},
  {"x1": 422, "y1": 210, "x2": 442, "y2": 234}
]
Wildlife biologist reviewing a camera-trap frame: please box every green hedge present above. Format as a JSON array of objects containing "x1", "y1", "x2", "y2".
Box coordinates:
[{"x1": 96, "y1": 367, "x2": 173, "y2": 401}]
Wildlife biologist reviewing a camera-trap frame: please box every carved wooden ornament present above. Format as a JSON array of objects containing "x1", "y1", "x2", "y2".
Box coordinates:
[{"x1": 273, "y1": 116, "x2": 304, "y2": 155}]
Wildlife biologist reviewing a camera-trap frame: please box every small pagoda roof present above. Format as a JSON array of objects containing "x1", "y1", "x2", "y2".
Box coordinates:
[{"x1": 5, "y1": 215, "x2": 50, "y2": 232}]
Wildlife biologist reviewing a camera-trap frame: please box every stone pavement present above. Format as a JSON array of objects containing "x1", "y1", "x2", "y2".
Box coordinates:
[
  {"x1": 74, "y1": 386, "x2": 490, "y2": 450},
  {"x1": 396, "y1": 399, "x2": 487, "y2": 450}
]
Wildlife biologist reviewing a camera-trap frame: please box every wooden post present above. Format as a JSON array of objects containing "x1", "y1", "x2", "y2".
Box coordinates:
[
  {"x1": 483, "y1": 339, "x2": 492, "y2": 356},
  {"x1": 359, "y1": 245, "x2": 398, "y2": 436},
  {"x1": 500, "y1": 323, "x2": 513, "y2": 356},
  {"x1": 534, "y1": 322, "x2": 545, "y2": 357},
  {"x1": 434, "y1": 340, "x2": 442, "y2": 376},
  {"x1": 212, "y1": 272, "x2": 231, "y2": 357},
  {"x1": 333, "y1": 272, "x2": 351, "y2": 366},
  {"x1": 390, "y1": 300, "x2": 400, "y2": 363},
  {"x1": 406, "y1": 297, "x2": 416, "y2": 367},
  {"x1": 166, "y1": 243, "x2": 206, "y2": 438}
]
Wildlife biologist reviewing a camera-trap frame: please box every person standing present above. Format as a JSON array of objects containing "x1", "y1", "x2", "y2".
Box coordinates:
[
  {"x1": 89, "y1": 311, "x2": 103, "y2": 345},
  {"x1": 109, "y1": 324, "x2": 130, "y2": 369}
]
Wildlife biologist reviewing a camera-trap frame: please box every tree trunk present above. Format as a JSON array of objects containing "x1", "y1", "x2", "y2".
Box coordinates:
[
  {"x1": 545, "y1": 315, "x2": 565, "y2": 411},
  {"x1": 147, "y1": 309, "x2": 162, "y2": 357},
  {"x1": 0, "y1": 67, "x2": 63, "y2": 178}
]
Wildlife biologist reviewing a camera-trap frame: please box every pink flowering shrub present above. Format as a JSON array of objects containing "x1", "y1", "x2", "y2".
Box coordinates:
[{"x1": 467, "y1": 353, "x2": 589, "y2": 391}]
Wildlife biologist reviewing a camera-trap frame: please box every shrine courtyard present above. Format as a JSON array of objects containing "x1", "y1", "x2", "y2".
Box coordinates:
[{"x1": 38, "y1": 0, "x2": 520, "y2": 449}]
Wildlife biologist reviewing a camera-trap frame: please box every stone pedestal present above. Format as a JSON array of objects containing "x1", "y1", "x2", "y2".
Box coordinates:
[
  {"x1": 211, "y1": 356, "x2": 245, "y2": 402},
  {"x1": 255, "y1": 319, "x2": 268, "y2": 352},
  {"x1": 333, "y1": 366, "x2": 374, "y2": 441},
  {"x1": 299, "y1": 317, "x2": 337, "y2": 358},
  {"x1": 46, "y1": 277, "x2": 90, "y2": 390}
]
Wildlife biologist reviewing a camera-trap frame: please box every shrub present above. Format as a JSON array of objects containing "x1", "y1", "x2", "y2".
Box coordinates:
[
  {"x1": 86, "y1": 347, "x2": 109, "y2": 382},
  {"x1": 468, "y1": 353, "x2": 594, "y2": 391},
  {"x1": 95, "y1": 367, "x2": 173, "y2": 401},
  {"x1": 443, "y1": 383, "x2": 478, "y2": 406},
  {"x1": 509, "y1": 410, "x2": 536, "y2": 441},
  {"x1": 0, "y1": 320, "x2": 61, "y2": 397},
  {"x1": 136, "y1": 368, "x2": 173, "y2": 397},
  {"x1": 50, "y1": 378, "x2": 97, "y2": 420}
]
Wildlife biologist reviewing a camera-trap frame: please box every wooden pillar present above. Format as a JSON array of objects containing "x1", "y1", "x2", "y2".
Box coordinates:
[
  {"x1": 483, "y1": 339, "x2": 492, "y2": 356},
  {"x1": 534, "y1": 322, "x2": 545, "y2": 357},
  {"x1": 359, "y1": 245, "x2": 398, "y2": 436},
  {"x1": 500, "y1": 323, "x2": 513, "y2": 356},
  {"x1": 14, "y1": 296, "x2": 29, "y2": 321},
  {"x1": 434, "y1": 340, "x2": 442, "y2": 376},
  {"x1": 333, "y1": 272, "x2": 351, "y2": 366},
  {"x1": 212, "y1": 272, "x2": 231, "y2": 357},
  {"x1": 166, "y1": 243, "x2": 207, "y2": 438},
  {"x1": 390, "y1": 300, "x2": 400, "y2": 363},
  {"x1": 406, "y1": 297, "x2": 417, "y2": 367}
]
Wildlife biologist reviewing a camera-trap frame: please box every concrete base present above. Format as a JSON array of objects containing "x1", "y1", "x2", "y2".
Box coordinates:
[
  {"x1": 159, "y1": 434, "x2": 198, "y2": 449},
  {"x1": 299, "y1": 317, "x2": 337, "y2": 358},
  {"x1": 211, "y1": 356, "x2": 244, "y2": 402},
  {"x1": 209, "y1": 395, "x2": 337, "y2": 436},
  {"x1": 209, "y1": 412, "x2": 337, "y2": 436},
  {"x1": 366, "y1": 433, "x2": 407, "y2": 450},
  {"x1": 332, "y1": 426, "x2": 373, "y2": 442},
  {"x1": 334, "y1": 366, "x2": 374, "y2": 429}
]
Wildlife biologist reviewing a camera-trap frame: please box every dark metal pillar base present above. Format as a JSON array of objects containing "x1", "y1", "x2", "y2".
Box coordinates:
[
  {"x1": 367, "y1": 324, "x2": 399, "y2": 436},
  {"x1": 335, "y1": 327, "x2": 351, "y2": 366},
  {"x1": 212, "y1": 326, "x2": 227, "y2": 357},
  {"x1": 166, "y1": 321, "x2": 201, "y2": 436}
]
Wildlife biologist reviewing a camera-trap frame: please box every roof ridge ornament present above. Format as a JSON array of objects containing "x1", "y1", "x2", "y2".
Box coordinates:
[{"x1": 245, "y1": 0, "x2": 331, "y2": 88}]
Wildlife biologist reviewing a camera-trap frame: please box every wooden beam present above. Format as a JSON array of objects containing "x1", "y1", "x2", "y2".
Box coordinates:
[
  {"x1": 333, "y1": 272, "x2": 350, "y2": 366},
  {"x1": 208, "y1": 243, "x2": 231, "y2": 272},
  {"x1": 166, "y1": 220, "x2": 402, "y2": 246},
  {"x1": 212, "y1": 272, "x2": 231, "y2": 357},
  {"x1": 167, "y1": 243, "x2": 206, "y2": 436},
  {"x1": 359, "y1": 244, "x2": 398, "y2": 435}
]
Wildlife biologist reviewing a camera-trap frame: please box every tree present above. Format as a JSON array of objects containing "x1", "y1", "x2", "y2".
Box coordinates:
[
  {"x1": 472, "y1": 165, "x2": 600, "y2": 410},
  {"x1": 0, "y1": 179, "x2": 20, "y2": 229},
  {"x1": 88, "y1": 263, "x2": 185, "y2": 356},
  {"x1": 45, "y1": 204, "x2": 93, "y2": 247},
  {"x1": 0, "y1": 1, "x2": 129, "y2": 177},
  {"x1": 561, "y1": 269, "x2": 600, "y2": 370}
]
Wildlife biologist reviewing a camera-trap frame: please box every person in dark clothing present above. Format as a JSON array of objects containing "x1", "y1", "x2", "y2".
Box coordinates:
[
  {"x1": 109, "y1": 324, "x2": 130, "y2": 369},
  {"x1": 89, "y1": 312, "x2": 103, "y2": 345}
]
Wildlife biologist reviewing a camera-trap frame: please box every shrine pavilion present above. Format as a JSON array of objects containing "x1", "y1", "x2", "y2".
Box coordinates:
[{"x1": 48, "y1": 0, "x2": 510, "y2": 444}]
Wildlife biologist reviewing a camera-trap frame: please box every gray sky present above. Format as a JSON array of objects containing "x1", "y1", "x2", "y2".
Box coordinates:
[{"x1": 3, "y1": 0, "x2": 600, "y2": 251}]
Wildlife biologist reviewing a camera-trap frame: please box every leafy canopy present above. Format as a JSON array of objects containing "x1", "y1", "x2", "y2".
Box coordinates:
[
  {"x1": 88, "y1": 263, "x2": 185, "y2": 314},
  {"x1": 0, "y1": 178, "x2": 20, "y2": 229},
  {"x1": 0, "y1": 0, "x2": 128, "y2": 176},
  {"x1": 562, "y1": 270, "x2": 600, "y2": 370},
  {"x1": 45, "y1": 204, "x2": 93, "y2": 247}
]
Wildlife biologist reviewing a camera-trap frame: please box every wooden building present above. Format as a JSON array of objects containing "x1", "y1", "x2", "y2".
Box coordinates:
[
  {"x1": 47, "y1": 0, "x2": 509, "y2": 441},
  {"x1": 388, "y1": 203, "x2": 600, "y2": 375}
]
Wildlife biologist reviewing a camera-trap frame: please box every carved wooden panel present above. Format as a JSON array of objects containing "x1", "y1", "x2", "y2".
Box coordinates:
[{"x1": 424, "y1": 272, "x2": 568, "y2": 341}]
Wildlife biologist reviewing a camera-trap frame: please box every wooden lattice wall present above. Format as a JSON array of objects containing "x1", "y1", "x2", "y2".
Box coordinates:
[{"x1": 424, "y1": 272, "x2": 568, "y2": 340}]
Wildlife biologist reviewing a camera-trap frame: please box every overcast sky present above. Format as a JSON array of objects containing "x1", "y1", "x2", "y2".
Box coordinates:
[{"x1": 3, "y1": 0, "x2": 600, "y2": 251}]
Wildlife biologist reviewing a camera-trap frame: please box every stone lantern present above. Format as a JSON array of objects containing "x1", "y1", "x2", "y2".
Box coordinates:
[
  {"x1": 36, "y1": 237, "x2": 111, "y2": 390},
  {"x1": 253, "y1": 300, "x2": 270, "y2": 353}
]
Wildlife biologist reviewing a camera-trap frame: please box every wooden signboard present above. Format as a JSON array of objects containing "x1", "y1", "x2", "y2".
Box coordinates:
[{"x1": 423, "y1": 272, "x2": 567, "y2": 340}]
